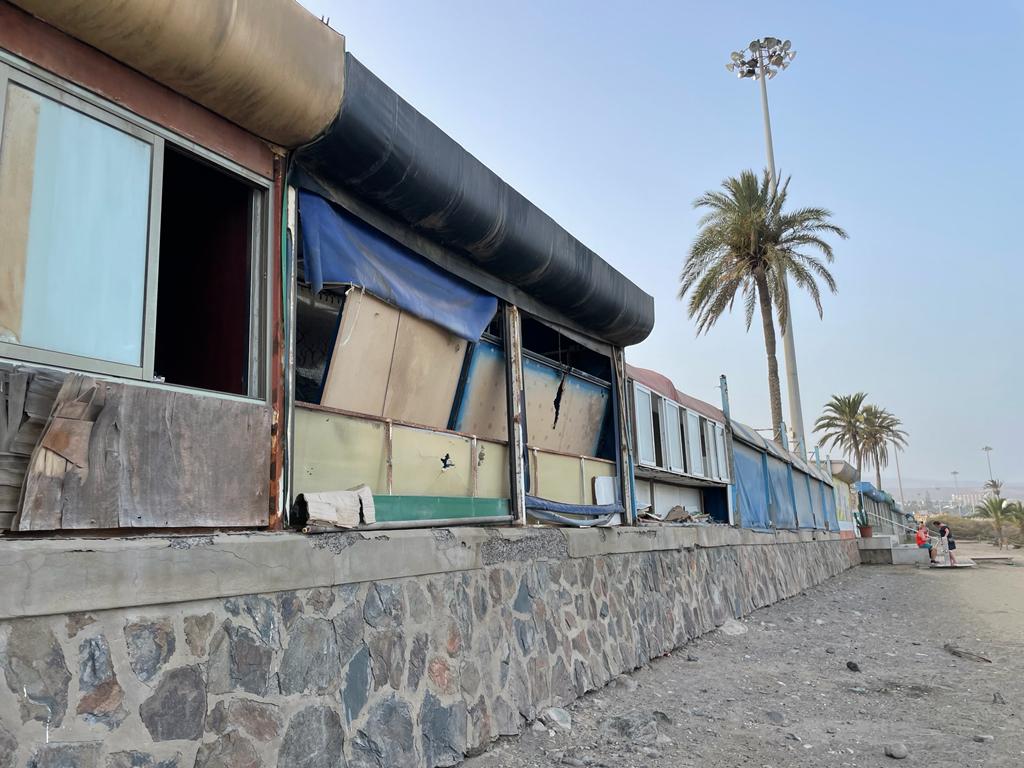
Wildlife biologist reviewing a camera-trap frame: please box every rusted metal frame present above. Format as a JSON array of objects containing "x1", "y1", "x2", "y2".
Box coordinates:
[
  {"x1": 281, "y1": 184, "x2": 298, "y2": 527},
  {"x1": 385, "y1": 419, "x2": 394, "y2": 495},
  {"x1": 611, "y1": 347, "x2": 635, "y2": 524},
  {"x1": 503, "y1": 304, "x2": 527, "y2": 525},
  {"x1": 469, "y1": 435, "x2": 478, "y2": 498}
]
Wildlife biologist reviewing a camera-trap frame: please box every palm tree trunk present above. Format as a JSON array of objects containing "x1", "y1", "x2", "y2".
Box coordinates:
[
  {"x1": 874, "y1": 449, "x2": 882, "y2": 490},
  {"x1": 753, "y1": 266, "x2": 784, "y2": 443}
]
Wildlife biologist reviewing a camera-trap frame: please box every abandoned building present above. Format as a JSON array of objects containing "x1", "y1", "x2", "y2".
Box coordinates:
[{"x1": 0, "y1": 3, "x2": 860, "y2": 766}]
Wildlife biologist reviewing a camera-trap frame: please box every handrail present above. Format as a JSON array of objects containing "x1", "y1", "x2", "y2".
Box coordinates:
[{"x1": 862, "y1": 508, "x2": 920, "y2": 535}]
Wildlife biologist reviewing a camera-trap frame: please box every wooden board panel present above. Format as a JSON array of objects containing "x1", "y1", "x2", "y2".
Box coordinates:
[
  {"x1": 523, "y1": 358, "x2": 609, "y2": 457},
  {"x1": 293, "y1": 407, "x2": 388, "y2": 496},
  {"x1": 17, "y1": 376, "x2": 271, "y2": 530},
  {"x1": 454, "y1": 341, "x2": 508, "y2": 442},
  {"x1": 319, "y1": 291, "x2": 399, "y2": 416},
  {"x1": 383, "y1": 312, "x2": 466, "y2": 429}
]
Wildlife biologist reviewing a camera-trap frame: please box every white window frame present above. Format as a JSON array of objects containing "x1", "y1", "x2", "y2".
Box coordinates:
[
  {"x1": 0, "y1": 54, "x2": 271, "y2": 401},
  {"x1": 685, "y1": 409, "x2": 704, "y2": 477},
  {"x1": 633, "y1": 383, "x2": 656, "y2": 467},
  {"x1": 715, "y1": 423, "x2": 729, "y2": 481},
  {"x1": 660, "y1": 399, "x2": 685, "y2": 474}
]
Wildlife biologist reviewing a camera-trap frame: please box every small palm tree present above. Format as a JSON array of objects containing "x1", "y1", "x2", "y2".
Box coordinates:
[
  {"x1": 813, "y1": 393, "x2": 869, "y2": 474},
  {"x1": 861, "y1": 406, "x2": 907, "y2": 491},
  {"x1": 1006, "y1": 500, "x2": 1024, "y2": 542},
  {"x1": 974, "y1": 496, "x2": 1010, "y2": 548},
  {"x1": 680, "y1": 169, "x2": 847, "y2": 443}
]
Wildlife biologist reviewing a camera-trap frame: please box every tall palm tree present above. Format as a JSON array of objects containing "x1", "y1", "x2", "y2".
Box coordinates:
[
  {"x1": 813, "y1": 393, "x2": 869, "y2": 473},
  {"x1": 679, "y1": 169, "x2": 847, "y2": 442},
  {"x1": 974, "y1": 496, "x2": 1010, "y2": 548},
  {"x1": 984, "y1": 478, "x2": 1003, "y2": 498},
  {"x1": 861, "y1": 406, "x2": 907, "y2": 491},
  {"x1": 1006, "y1": 500, "x2": 1024, "y2": 542}
]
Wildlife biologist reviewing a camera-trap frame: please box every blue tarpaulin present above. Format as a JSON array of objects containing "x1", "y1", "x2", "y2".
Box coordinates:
[
  {"x1": 734, "y1": 442, "x2": 771, "y2": 530},
  {"x1": 298, "y1": 191, "x2": 498, "y2": 341},
  {"x1": 766, "y1": 456, "x2": 798, "y2": 530},
  {"x1": 794, "y1": 471, "x2": 817, "y2": 529},
  {"x1": 821, "y1": 481, "x2": 839, "y2": 531}
]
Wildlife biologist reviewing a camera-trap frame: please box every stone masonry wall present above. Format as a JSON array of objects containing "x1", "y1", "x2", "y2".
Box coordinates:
[{"x1": 0, "y1": 535, "x2": 859, "y2": 767}]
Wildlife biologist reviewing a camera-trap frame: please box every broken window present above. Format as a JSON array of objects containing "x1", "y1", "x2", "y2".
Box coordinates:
[
  {"x1": 154, "y1": 147, "x2": 262, "y2": 396},
  {"x1": 0, "y1": 63, "x2": 269, "y2": 397},
  {"x1": 715, "y1": 424, "x2": 729, "y2": 481}
]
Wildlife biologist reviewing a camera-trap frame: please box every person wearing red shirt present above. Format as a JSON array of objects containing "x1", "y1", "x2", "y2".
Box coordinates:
[{"x1": 916, "y1": 522, "x2": 936, "y2": 563}]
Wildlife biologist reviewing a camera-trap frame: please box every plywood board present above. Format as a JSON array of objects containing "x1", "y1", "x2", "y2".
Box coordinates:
[
  {"x1": 390, "y1": 426, "x2": 473, "y2": 496},
  {"x1": 383, "y1": 312, "x2": 466, "y2": 428},
  {"x1": 454, "y1": 341, "x2": 508, "y2": 442},
  {"x1": 319, "y1": 291, "x2": 399, "y2": 416},
  {"x1": 473, "y1": 439, "x2": 509, "y2": 498},
  {"x1": 293, "y1": 407, "x2": 388, "y2": 496},
  {"x1": 524, "y1": 358, "x2": 609, "y2": 457},
  {"x1": 17, "y1": 376, "x2": 271, "y2": 530}
]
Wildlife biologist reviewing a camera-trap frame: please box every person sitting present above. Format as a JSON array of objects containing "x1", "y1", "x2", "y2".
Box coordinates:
[{"x1": 915, "y1": 522, "x2": 936, "y2": 563}]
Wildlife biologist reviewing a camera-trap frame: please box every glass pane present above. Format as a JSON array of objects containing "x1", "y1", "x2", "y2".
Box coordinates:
[
  {"x1": 663, "y1": 401, "x2": 683, "y2": 472},
  {"x1": 686, "y1": 410, "x2": 704, "y2": 476},
  {"x1": 0, "y1": 83, "x2": 151, "y2": 366},
  {"x1": 634, "y1": 386, "x2": 655, "y2": 465},
  {"x1": 716, "y1": 425, "x2": 728, "y2": 480}
]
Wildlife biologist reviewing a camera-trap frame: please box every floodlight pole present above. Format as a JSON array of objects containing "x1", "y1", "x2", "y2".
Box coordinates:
[{"x1": 755, "y1": 45, "x2": 806, "y2": 457}]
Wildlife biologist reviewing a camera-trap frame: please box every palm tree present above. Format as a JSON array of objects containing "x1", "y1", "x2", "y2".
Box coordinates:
[
  {"x1": 679, "y1": 169, "x2": 847, "y2": 442},
  {"x1": 983, "y1": 478, "x2": 1003, "y2": 498},
  {"x1": 1006, "y1": 500, "x2": 1024, "y2": 542},
  {"x1": 974, "y1": 496, "x2": 1010, "y2": 548},
  {"x1": 860, "y1": 406, "x2": 907, "y2": 491},
  {"x1": 813, "y1": 393, "x2": 869, "y2": 473}
]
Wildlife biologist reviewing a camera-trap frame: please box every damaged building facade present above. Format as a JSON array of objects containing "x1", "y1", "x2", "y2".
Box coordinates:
[{"x1": 0, "y1": 2, "x2": 859, "y2": 766}]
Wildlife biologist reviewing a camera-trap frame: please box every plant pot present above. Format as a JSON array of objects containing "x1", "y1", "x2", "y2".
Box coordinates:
[{"x1": 858, "y1": 525, "x2": 873, "y2": 538}]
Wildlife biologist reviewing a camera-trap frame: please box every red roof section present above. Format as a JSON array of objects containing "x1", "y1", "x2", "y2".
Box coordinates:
[{"x1": 626, "y1": 364, "x2": 726, "y2": 423}]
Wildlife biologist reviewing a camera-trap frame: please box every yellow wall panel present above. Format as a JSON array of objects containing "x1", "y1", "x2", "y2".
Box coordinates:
[{"x1": 294, "y1": 408, "x2": 388, "y2": 496}]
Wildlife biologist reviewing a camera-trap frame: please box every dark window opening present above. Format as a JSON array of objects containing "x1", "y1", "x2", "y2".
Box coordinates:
[
  {"x1": 520, "y1": 315, "x2": 611, "y2": 382},
  {"x1": 154, "y1": 148, "x2": 256, "y2": 395},
  {"x1": 652, "y1": 394, "x2": 664, "y2": 468},
  {"x1": 679, "y1": 411, "x2": 689, "y2": 473},
  {"x1": 699, "y1": 416, "x2": 709, "y2": 469},
  {"x1": 295, "y1": 286, "x2": 345, "y2": 404}
]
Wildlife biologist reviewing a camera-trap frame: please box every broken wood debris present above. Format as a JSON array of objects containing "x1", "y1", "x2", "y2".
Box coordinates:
[{"x1": 943, "y1": 643, "x2": 992, "y2": 664}]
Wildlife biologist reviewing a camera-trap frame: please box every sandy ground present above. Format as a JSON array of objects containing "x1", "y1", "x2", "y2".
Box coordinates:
[{"x1": 465, "y1": 544, "x2": 1023, "y2": 768}]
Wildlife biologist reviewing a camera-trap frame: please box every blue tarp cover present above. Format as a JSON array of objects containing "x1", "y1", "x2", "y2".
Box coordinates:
[
  {"x1": 298, "y1": 191, "x2": 498, "y2": 341},
  {"x1": 794, "y1": 471, "x2": 817, "y2": 529},
  {"x1": 766, "y1": 456, "x2": 798, "y2": 530},
  {"x1": 822, "y1": 481, "x2": 839, "y2": 531},
  {"x1": 734, "y1": 442, "x2": 771, "y2": 530}
]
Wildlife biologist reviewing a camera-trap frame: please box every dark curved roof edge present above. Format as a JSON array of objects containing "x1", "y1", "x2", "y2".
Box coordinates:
[{"x1": 295, "y1": 53, "x2": 655, "y2": 347}]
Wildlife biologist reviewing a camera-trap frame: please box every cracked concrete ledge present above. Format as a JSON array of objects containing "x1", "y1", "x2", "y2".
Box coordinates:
[{"x1": 0, "y1": 525, "x2": 842, "y2": 620}]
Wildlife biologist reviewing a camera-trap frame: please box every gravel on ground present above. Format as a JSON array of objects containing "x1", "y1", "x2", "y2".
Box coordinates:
[{"x1": 464, "y1": 544, "x2": 1023, "y2": 768}]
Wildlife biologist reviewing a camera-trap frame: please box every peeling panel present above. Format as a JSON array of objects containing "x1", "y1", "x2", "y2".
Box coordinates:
[
  {"x1": 383, "y1": 313, "x2": 467, "y2": 428},
  {"x1": 453, "y1": 340, "x2": 507, "y2": 442},
  {"x1": 651, "y1": 482, "x2": 702, "y2": 517},
  {"x1": 523, "y1": 357, "x2": 609, "y2": 457},
  {"x1": 319, "y1": 291, "x2": 399, "y2": 416},
  {"x1": 17, "y1": 375, "x2": 271, "y2": 530}
]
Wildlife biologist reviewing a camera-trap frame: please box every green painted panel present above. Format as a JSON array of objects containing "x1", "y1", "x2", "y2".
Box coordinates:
[{"x1": 373, "y1": 496, "x2": 509, "y2": 522}]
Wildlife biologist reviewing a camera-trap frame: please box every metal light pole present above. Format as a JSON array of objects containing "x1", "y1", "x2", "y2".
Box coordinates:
[
  {"x1": 892, "y1": 443, "x2": 906, "y2": 509},
  {"x1": 982, "y1": 446, "x2": 994, "y2": 482},
  {"x1": 951, "y1": 470, "x2": 961, "y2": 517},
  {"x1": 726, "y1": 38, "x2": 806, "y2": 455}
]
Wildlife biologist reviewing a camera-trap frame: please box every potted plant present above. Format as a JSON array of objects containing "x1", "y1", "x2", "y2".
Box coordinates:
[{"x1": 856, "y1": 501, "x2": 872, "y2": 538}]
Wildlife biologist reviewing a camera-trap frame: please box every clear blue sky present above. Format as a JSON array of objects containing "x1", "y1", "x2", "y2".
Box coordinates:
[{"x1": 300, "y1": 0, "x2": 1023, "y2": 487}]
